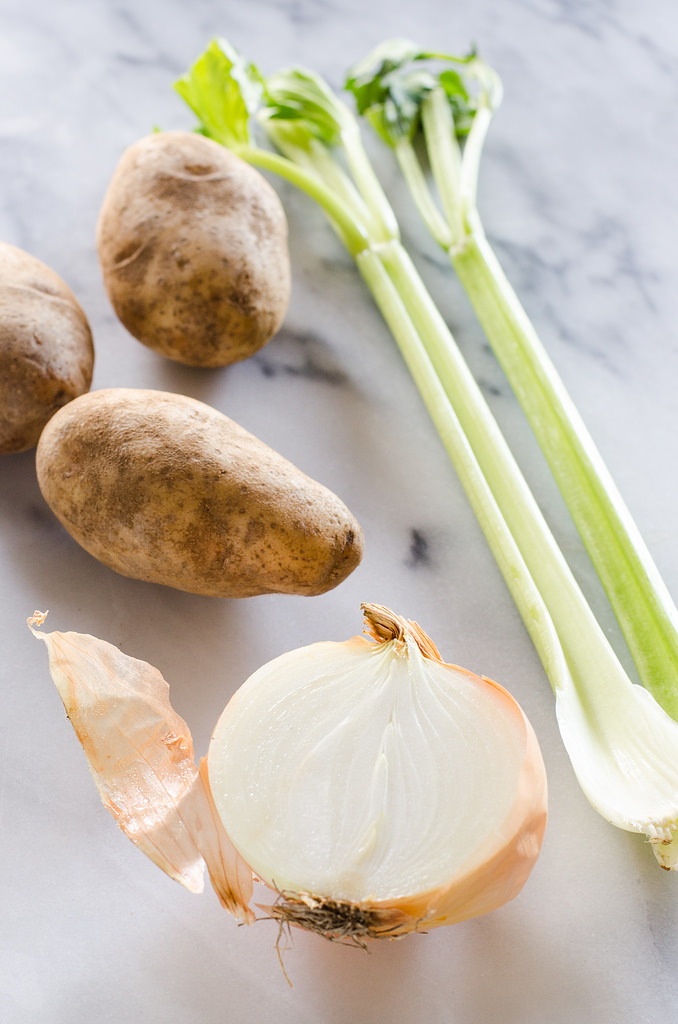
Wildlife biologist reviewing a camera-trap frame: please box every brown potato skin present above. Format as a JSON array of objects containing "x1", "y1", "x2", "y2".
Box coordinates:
[
  {"x1": 35, "y1": 388, "x2": 364, "y2": 598},
  {"x1": 96, "y1": 132, "x2": 291, "y2": 368},
  {"x1": 0, "y1": 243, "x2": 94, "y2": 454}
]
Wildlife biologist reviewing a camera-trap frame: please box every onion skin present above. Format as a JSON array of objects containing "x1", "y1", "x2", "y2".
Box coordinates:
[{"x1": 29, "y1": 611, "x2": 254, "y2": 923}]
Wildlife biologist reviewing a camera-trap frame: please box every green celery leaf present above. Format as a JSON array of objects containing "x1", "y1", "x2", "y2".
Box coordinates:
[
  {"x1": 439, "y1": 69, "x2": 475, "y2": 136},
  {"x1": 346, "y1": 38, "x2": 428, "y2": 116},
  {"x1": 174, "y1": 37, "x2": 264, "y2": 147},
  {"x1": 345, "y1": 38, "x2": 483, "y2": 146},
  {"x1": 265, "y1": 68, "x2": 348, "y2": 147}
]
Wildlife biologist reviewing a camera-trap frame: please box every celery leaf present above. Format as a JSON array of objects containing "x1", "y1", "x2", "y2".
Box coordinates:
[
  {"x1": 174, "y1": 37, "x2": 263, "y2": 148},
  {"x1": 345, "y1": 38, "x2": 479, "y2": 146}
]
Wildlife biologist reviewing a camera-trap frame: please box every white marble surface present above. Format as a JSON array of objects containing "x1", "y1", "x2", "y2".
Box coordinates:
[{"x1": 2, "y1": 0, "x2": 678, "y2": 1020}]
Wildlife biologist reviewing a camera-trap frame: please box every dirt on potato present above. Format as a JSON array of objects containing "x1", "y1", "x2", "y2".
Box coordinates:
[
  {"x1": 97, "y1": 132, "x2": 291, "y2": 368},
  {"x1": 35, "y1": 388, "x2": 364, "y2": 598},
  {"x1": 0, "y1": 242, "x2": 94, "y2": 454}
]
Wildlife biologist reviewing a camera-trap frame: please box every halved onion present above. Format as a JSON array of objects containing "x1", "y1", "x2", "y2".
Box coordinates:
[
  {"x1": 208, "y1": 604, "x2": 547, "y2": 938},
  {"x1": 30, "y1": 604, "x2": 547, "y2": 942}
]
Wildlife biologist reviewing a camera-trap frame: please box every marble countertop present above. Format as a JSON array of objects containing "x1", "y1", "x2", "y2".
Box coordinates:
[{"x1": 2, "y1": 1, "x2": 678, "y2": 1021}]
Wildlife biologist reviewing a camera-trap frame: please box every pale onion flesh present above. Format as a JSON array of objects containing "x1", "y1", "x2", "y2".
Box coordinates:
[
  {"x1": 208, "y1": 604, "x2": 547, "y2": 938},
  {"x1": 29, "y1": 605, "x2": 547, "y2": 943}
]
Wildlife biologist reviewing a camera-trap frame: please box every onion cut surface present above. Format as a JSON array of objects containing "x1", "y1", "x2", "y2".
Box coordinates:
[{"x1": 208, "y1": 604, "x2": 547, "y2": 936}]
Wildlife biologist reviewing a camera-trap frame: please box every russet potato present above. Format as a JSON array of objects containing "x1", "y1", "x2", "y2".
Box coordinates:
[
  {"x1": 35, "y1": 388, "x2": 364, "y2": 597},
  {"x1": 0, "y1": 242, "x2": 94, "y2": 454},
  {"x1": 96, "y1": 131, "x2": 291, "y2": 368}
]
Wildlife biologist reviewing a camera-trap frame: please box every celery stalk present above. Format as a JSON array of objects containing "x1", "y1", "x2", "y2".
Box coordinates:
[
  {"x1": 345, "y1": 42, "x2": 678, "y2": 721},
  {"x1": 360, "y1": 242, "x2": 678, "y2": 868},
  {"x1": 173, "y1": 37, "x2": 678, "y2": 866},
  {"x1": 451, "y1": 226, "x2": 678, "y2": 718}
]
